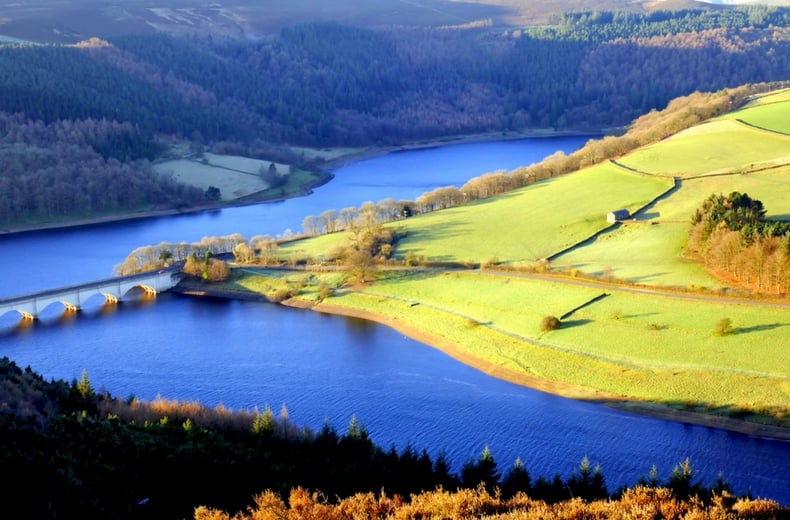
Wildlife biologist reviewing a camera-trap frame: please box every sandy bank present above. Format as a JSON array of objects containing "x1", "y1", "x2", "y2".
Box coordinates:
[
  {"x1": 170, "y1": 282, "x2": 790, "y2": 440},
  {"x1": 284, "y1": 300, "x2": 790, "y2": 442}
]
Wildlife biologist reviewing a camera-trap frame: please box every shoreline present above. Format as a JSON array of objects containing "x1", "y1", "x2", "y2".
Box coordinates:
[
  {"x1": 319, "y1": 128, "x2": 598, "y2": 169},
  {"x1": 0, "y1": 128, "x2": 597, "y2": 236},
  {"x1": 174, "y1": 284, "x2": 790, "y2": 441},
  {"x1": 300, "y1": 301, "x2": 790, "y2": 441},
  {"x1": 0, "y1": 173, "x2": 332, "y2": 237}
]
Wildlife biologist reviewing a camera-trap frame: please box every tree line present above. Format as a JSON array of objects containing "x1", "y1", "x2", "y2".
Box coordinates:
[
  {"x1": 115, "y1": 82, "x2": 788, "y2": 277},
  {"x1": 0, "y1": 358, "x2": 762, "y2": 520},
  {"x1": 689, "y1": 192, "x2": 790, "y2": 295},
  {"x1": 536, "y1": 6, "x2": 790, "y2": 43}
]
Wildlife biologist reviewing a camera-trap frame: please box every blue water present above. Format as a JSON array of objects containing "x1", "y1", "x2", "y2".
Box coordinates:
[{"x1": 1, "y1": 137, "x2": 788, "y2": 503}]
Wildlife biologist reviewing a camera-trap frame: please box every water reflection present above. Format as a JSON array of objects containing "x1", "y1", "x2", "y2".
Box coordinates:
[{"x1": 0, "y1": 138, "x2": 788, "y2": 503}]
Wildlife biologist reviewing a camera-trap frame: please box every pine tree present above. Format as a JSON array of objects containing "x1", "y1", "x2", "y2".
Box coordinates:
[
  {"x1": 502, "y1": 457, "x2": 531, "y2": 498},
  {"x1": 461, "y1": 445, "x2": 500, "y2": 492},
  {"x1": 252, "y1": 404, "x2": 275, "y2": 435},
  {"x1": 76, "y1": 369, "x2": 94, "y2": 399},
  {"x1": 668, "y1": 458, "x2": 701, "y2": 500}
]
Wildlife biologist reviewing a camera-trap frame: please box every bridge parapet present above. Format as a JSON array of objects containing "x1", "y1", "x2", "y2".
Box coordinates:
[{"x1": 0, "y1": 271, "x2": 181, "y2": 320}]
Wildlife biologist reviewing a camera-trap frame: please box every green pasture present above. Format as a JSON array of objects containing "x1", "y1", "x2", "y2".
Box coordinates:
[
  {"x1": 553, "y1": 221, "x2": 717, "y2": 288},
  {"x1": 393, "y1": 164, "x2": 672, "y2": 264},
  {"x1": 278, "y1": 231, "x2": 351, "y2": 261},
  {"x1": 277, "y1": 163, "x2": 671, "y2": 265},
  {"x1": 318, "y1": 270, "x2": 790, "y2": 422},
  {"x1": 554, "y1": 167, "x2": 790, "y2": 287},
  {"x1": 744, "y1": 88, "x2": 790, "y2": 107},
  {"x1": 211, "y1": 268, "x2": 346, "y2": 302},
  {"x1": 722, "y1": 99, "x2": 790, "y2": 135},
  {"x1": 651, "y1": 167, "x2": 790, "y2": 222},
  {"x1": 617, "y1": 119, "x2": 790, "y2": 178}
]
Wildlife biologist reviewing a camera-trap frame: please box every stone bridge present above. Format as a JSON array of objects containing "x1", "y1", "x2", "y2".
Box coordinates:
[{"x1": 0, "y1": 270, "x2": 182, "y2": 320}]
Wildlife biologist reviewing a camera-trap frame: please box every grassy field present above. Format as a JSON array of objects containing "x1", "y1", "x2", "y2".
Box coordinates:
[
  {"x1": 152, "y1": 151, "x2": 327, "y2": 203},
  {"x1": 722, "y1": 93, "x2": 790, "y2": 134},
  {"x1": 394, "y1": 164, "x2": 672, "y2": 264},
  {"x1": 230, "y1": 268, "x2": 789, "y2": 424},
  {"x1": 227, "y1": 92, "x2": 790, "y2": 427},
  {"x1": 617, "y1": 119, "x2": 790, "y2": 177},
  {"x1": 154, "y1": 153, "x2": 280, "y2": 201},
  {"x1": 278, "y1": 232, "x2": 350, "y2": 262},
  {"x1": 278, "y1": 163, "x2": 672, "y2": 265},
  {"x1": 328, "y1": 271, "x2": 789, "y2": 422},
  {"x1": 554, "y1": 167, "x2": 790, "y2": 286},
  {"x1": 743, "y1": 87, "x2": 790, "y2": 108},
  {"x1": 553, "y1": 220, "x2": 717, "y2": 288}
]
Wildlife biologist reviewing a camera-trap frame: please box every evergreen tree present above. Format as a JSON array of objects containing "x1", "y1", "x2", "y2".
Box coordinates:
[
  {"x1": 502, "y1": 457, "x2": 531, "y2": 498},
  {"x1": 668, "y1": 458, "x2": 702, "y2": 500},
  {"x1": 461, "y1": 445, "x2": 500, "y2": 492},
  {"x1": 252, "y1": 404, "x2": 275, "y2": 435},
  {"x1": 75, "y1": 369, "x2": 94, "y2": 399},
  {"x1": 567, "y1": 456, "x2": 608, "y2": 500}
]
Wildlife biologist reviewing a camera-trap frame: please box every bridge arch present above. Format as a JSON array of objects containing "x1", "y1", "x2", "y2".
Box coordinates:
[
  {"x1": 0, "y1": 308, "x2": 34, "y2": 321},
  {"x1": 0, "y1": 271, "x2": 180, "y2": 322},
  {"x1": 35, "y1": 299, "x2": 80, "y2": 317}
]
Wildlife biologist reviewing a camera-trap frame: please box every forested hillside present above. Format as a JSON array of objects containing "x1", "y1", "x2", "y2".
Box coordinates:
[
  {"x1": 0, "y1": 113, "x2": 206, "y2": 225},
  {"x1": 1, "y1": 5, "x2": 789, "y2": 226},
  {"x1": 1, "y1": 6, "x2": 789, "y2": 147}
]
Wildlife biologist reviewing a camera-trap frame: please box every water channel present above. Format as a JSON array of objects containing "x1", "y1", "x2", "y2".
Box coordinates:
[{"x1": 0, "y1": 137, "x2": 788, "y2": 503}]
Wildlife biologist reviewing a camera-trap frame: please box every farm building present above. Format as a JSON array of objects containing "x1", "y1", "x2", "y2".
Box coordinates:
[{"x1": 606, "y1": 209, "x2": 630, "y2": 223}]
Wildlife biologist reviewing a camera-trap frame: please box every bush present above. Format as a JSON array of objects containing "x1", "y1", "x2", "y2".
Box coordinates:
[
  {"x1": 715, "y1": 317, "x2": 734, "y2": 336},
  {"x1": 270, "y1": 287, "x2": 298, "y2": 302},
  {"x1": 539, "y1": 316, "x2": 561, "y2": 332},
  {"x1": 318, "y1": 283, "x2": 334, "y2": 302}
]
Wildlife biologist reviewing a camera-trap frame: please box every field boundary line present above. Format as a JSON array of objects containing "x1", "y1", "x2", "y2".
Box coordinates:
[
  {"x1": 609, "y1": 159, "x2": 671, "y2": 178},
  {"x1": 733, "y1": 118, "x2": 790, "y2": 138},
  {"x1": 560, "y1": 293, "x2": 609, "y2": 320},
  {"x1": 547, "y1": 178, "x2": 679, "y2": 262},
  {"x1": 352, "y1": 288, "x2": 789, "y2": 379}
]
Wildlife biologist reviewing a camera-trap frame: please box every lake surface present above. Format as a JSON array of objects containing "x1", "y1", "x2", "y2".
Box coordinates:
[{"x1": 1, "y1": 137, "x2": 788, "y2": 503}]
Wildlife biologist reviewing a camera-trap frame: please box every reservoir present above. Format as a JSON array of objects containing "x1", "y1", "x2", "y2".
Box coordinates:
[{"x1": 1, "y1": 137, "x2": 788, "y2": 503}]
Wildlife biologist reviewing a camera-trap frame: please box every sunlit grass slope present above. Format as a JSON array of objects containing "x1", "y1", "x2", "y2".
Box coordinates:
[
  {"x1": 256, "y1": 91, "x2": 790, "y2": 425},
  {"x1": 617, "y1": 119, "x2": 790, "y2": 177},
  {"x1": 555, "y1": 167, "x2": 790, "y2": 287},
  {"x1": 394, "y1": 164, "x2": 672, "y2": 264},
  {"x1": 317, "y1": 270, "x2": 790, "y2": 422},
  {"x1": 741, "y1": 87, "x2": 790, "y2": 108},
  {"x1": 279, "y1": 163, "x2": 672, "y2": 264},
  {"x1": 721, "y1": 90, "x2": 790, "y2": 135}
]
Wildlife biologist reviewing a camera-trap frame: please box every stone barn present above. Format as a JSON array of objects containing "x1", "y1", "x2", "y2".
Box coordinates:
[{"x1": 607, "y1": 209, "x2": 630, "y2": 224}]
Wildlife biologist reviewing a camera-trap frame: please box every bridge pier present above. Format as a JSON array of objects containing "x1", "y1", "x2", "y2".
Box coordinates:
[{"x1": 0, "y1": 271, "x2": 180, "y2": 322}]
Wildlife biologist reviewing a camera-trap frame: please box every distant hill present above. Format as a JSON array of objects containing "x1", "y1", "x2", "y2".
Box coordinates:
[
  {"x1": 0, "y1": 0, "x2": 775, "y2": 43},
  {"x1": 2, "y1": 4, "x2": 789, "y2": 226}
]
